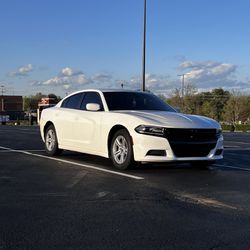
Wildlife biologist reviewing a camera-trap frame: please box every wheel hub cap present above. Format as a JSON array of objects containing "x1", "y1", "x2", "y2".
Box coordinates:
[
  {"x1": 112, "y1": 135, "x2": 128, "y2": 164},
  {"x1": 46, "y1": 129, "x2": 55, "y2": 151}
]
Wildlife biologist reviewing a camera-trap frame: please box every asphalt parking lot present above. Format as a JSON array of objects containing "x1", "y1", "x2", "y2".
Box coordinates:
[{"x1": 0, "y1": 126, "x2": 250, "y2": 249}]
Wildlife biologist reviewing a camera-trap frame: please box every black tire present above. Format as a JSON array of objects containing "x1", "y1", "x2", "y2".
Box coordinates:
[
  {"x1": 44, "y1": 125, "x2": 62, "y2": 156},
  {"x1": 110, "y1": 129, "x2": 135, "y2": 170}
]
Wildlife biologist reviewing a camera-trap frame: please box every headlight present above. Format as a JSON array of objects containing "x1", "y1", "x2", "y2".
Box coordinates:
[{"x1": 135, "y1": 125, "x2": 165, "y2": 137}]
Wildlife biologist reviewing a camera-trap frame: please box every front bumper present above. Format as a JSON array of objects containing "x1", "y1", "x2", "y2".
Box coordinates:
[{"x1": 132, "y1": 133, "x2": 223, "y2": 163}]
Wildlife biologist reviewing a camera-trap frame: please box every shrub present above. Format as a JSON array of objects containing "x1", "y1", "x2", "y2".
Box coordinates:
[{"x1": 222, "y1": 124, "x2": 250, "y2": 132}]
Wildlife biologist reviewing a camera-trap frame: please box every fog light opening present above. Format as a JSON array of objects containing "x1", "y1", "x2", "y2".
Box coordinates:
[{"x1": 146, "y1": 150, "x2": 166, "y2": 157}]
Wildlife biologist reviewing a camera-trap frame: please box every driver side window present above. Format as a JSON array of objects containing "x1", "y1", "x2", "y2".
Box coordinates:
[
  {"x1": 80, "y1": 92, "x2": 104, "y2": 111},
  {"x1": 61, "y1": 93, "x2": 83, "y2": 109}
]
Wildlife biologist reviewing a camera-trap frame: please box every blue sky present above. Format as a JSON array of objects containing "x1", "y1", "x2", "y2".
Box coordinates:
[{"x1": 1, "y1": 0, "x2": 250, "y2": 97}]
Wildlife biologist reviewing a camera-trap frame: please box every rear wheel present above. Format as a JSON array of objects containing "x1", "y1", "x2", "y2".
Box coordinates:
[
  {"x1": 45, "y1": 125, "x2": 62, "y2": 156},
  {"x1": 110, "y1": 129, "x2": 135, "y2": 170}
]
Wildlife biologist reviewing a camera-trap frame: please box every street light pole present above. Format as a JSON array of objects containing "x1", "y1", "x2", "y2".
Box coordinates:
[
  {"x1": 177, "y1": 74, "x2": 187, "y2": 110},
  {"x1": 0, "y1": 85, "x2": 4, "y2": 112},
  {"x1": 141, "y1": 0, "x2": 147, "y2": 92},
  {"x1": 177, "y1": 74, "x2": 185, "y2": 99},
  {"x1": 177, "y1": 73, "x2": 190, "y2": 99},
  {"x1": 1, "y1": 85, "x2": 4, "y2": 96}
]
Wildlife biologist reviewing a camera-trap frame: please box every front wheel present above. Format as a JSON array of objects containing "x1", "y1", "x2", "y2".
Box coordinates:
[
  {"x1": 44, "y1": 125, "x2": 62, "y2": 156},
  {"x1": 110, "y1": 129, "x2": 135, "y2": 170}
]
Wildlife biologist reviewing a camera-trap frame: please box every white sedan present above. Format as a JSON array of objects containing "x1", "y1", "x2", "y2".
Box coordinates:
[{"x1": 40, "y1": 89, "x2": 223, "y2": 170}]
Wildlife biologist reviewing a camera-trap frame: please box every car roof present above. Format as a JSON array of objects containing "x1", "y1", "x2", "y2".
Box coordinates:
[
  {"x1": 73, "y1": 89, "x2": 151, "y2": 94},
  {"x1": 85, "y1": 89, "x2": 143, "y2": 93},
  {"x1": 64, "y1": 89, "x2": 150, "y2": 97}
]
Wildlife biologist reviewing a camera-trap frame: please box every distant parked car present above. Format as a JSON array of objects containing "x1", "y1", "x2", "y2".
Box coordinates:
[{"x1": 40, "y1": 89, "x2": 223, "y2": 170}]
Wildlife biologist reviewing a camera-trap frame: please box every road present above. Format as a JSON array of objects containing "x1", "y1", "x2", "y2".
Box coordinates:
[{"x1": 0, "y1": 126, "x2": 250, "y2": 249}]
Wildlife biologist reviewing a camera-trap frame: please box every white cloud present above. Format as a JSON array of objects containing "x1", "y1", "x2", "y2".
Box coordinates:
[
  {"x1": 180, "y1": 61, "x2": 195, "y2": 69},
  {"x1": 210, "y1": 64, "x2": 236, "y2": 76},
  {"x1": 33, "y1": 67, "x2": 174, "y2": 94},
  {"x1": 33, "y1": 67, "x2": 92, "y2": 91},
  {"x1": 179, "y1": 60, "x2": 220, "y2": 70},
  {"x1": 33, "y1": 68, "x2": 119, "y2": 93},
  {"x1": 61, "y1": 67, "x2": 83, "y2": 77},
  {"x1": 62, "y1": 74, "x2": 88, "y2": 85},
  {"x1": 9, "y1": 64, "x2": 33, "y2": 77},
  {"x1": 30, "y1": 59, "x2": 250, "y2": 96},
  {"x1": 63, "y1": 84, "x2": 72, "y2": 90},
  {"x1": 61, "y1": 67, "x2": 74, "y2": 76},
  {"x1": 128, "y1": 74, "x2": 175, "y2": 94},
  {"x1": 178, "y1": 60, "x2": 240, "y2": 89},
  {"x1": 92, "y1": 73, "x2": 113, "y2": 83},
  {"x1": 126, "y1": 59, "x2": 250, "y2": 95}
]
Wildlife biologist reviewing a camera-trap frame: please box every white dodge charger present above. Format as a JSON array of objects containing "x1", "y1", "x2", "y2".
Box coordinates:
[{"x1": 40, "y1": 89, "x2": 223, "y2": 170}]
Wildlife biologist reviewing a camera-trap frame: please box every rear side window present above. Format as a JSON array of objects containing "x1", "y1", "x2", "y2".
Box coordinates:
[
  {"x1": 61, "y1": 93, "x2": 84, "y2": 109},
  {"x1": 80, "y1": 92, "x2": 103, "y2": 111}
]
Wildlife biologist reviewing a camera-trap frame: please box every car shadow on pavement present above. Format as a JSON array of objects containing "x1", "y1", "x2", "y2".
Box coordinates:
[{"x1": 56, "y1": 150, "x2": 220, "y2": 173}]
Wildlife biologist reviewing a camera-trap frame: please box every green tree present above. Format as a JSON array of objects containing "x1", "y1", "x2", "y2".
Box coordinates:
[
  {"x1": 223, "y1": 92, "x2": 250, "y2": 124},
  {"x1": 183, "y1": 83, "x2": 198, "y2": 114},
  {"x1": 167, "y1": 88, "x2": 182, "y2": 111},
  {"x1": 200, "y1": 100, "x2": 215, "y2": 118},
  {"x1": 211, "y1": 88, "x2": 230, "y2": 120},
  {"x1": 158, "y1": 94, "x2": 168, "y2": 103},
  {"x1": 23, "y1": 93, "x2": 46, "y2": 111},
  {"x1": 48, "y1": 93, "x2": 61, "y2": 102}
]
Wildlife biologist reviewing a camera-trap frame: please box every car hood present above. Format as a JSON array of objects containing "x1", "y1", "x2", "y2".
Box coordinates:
[{"x1": 113, "y1": 110, "x2": 220, "y2": 129}]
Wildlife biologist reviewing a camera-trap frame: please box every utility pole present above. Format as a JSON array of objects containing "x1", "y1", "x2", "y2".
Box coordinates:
[
  {"x1": 0, "y1": 85, "x2": 4, "y2": 112},
  {"x1": 141, "y1": 0, "x2": 147, "y2": 92},
  {"x1": 1, "y1": 85, "x2": 4, "y2": 96},
  {"x1": 177, "y1": 74, "x2": 185, "y2": 99},
  {"x1": 177, "y1": 74, "x2": 188, "y2": 110}
]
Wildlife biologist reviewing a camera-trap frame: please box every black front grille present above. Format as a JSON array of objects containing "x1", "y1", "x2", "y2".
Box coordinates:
[{"x1": 164, "y1": 128, "x2": 218, "y2": 157}]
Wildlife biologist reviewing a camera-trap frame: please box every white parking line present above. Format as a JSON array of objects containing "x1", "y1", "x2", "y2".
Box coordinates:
[
  {"x1": 24, "y1": 150, "x2": 46, "y2": 152},
  {"x1": 0, "y1": 149, "x2": 45, "y2": 153},
  {"x1": 0, "y1": 146, "x2": 144, "y2": 180}
]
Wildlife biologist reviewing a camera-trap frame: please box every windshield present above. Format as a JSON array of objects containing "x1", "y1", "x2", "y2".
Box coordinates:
[{"x1": 103, "y1": 92, "x2": 176, "y2": 112}]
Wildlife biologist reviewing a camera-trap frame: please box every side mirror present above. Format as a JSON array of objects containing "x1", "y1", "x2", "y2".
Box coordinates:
[{"x1": 86, "y1": 103, "x2": 101, "y2": 112}]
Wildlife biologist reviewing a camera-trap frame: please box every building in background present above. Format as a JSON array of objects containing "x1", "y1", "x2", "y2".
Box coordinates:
[{"x1": 0, "y1": 95, "x2": 23, "y2": 121}]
